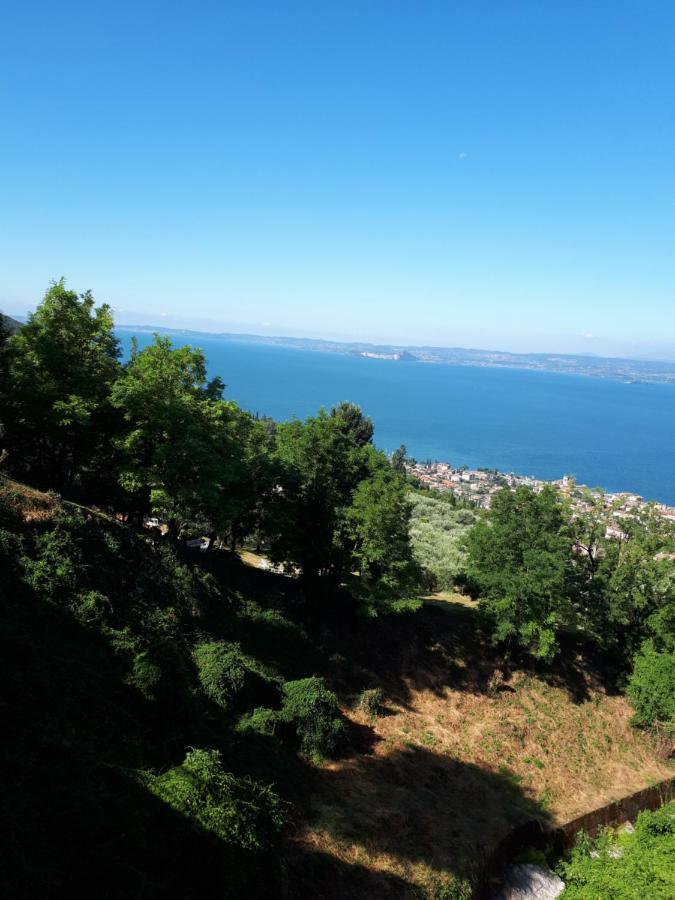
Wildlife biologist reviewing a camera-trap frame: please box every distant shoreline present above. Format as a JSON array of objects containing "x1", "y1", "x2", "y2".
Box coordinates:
[
  {"x1": 116, "y1": 324, "x2": 675, "y2": 385},
  {"x1": 409, "y1": 460, "x2": 675, "y2": 519}
]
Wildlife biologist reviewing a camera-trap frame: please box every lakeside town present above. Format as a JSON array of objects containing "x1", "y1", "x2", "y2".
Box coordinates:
[{"x1": 407, "y1": 459, "x2": 675, "y2": 537}]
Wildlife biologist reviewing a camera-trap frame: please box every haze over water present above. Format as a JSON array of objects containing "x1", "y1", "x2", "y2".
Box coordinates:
[{"x1": 120, "y1": 331, "x2": 675, "y2": 505}]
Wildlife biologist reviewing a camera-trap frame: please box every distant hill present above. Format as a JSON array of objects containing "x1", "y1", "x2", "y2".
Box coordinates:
[
  {"x1": 0, "y1": 313, "x2": 22, "y2": 334},
  {"x1": 117, "y1": 323, "x2": 675, "y2": 384}
]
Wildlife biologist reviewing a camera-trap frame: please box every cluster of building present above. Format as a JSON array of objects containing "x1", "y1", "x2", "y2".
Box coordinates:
[
  {"x1": 407, "y1": 461, "x2": 536, "y2": 508},
  {"x1": 406, "y1": 460, "x2": 675, "y2": 538}
]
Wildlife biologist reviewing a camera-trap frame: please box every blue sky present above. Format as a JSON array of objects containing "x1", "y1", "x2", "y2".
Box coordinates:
[{"x1": 1, "y1": 1, "x2": 674, "y2": 357}]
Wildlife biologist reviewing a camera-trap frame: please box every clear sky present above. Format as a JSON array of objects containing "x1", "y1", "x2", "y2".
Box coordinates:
[{"x1": 1, "y1": 1, "x2": 674, "y2": 358}]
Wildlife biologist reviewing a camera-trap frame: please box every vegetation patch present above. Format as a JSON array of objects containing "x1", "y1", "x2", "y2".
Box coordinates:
[{"x1": 558, "y1": 801, "x2": 675, "y2": 898}]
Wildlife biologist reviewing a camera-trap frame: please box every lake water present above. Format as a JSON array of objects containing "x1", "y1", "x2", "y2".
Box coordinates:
[{"x1": 118, "y1": 330, "x2": 675, "y2": 505}]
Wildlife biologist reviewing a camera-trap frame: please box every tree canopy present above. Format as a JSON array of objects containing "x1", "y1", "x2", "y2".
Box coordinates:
[
  {"x1": 465, "y1": 485, "x2": 575, "y2": 660},
  {"x1": 266, "y1": 407, "x2": 421, "y2": 612},
  {"x1": 0, "y1": 280, "x2": 121, "y2": 491}
]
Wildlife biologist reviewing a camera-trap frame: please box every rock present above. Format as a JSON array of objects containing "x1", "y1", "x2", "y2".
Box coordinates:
[{"x1": 493, "y1": 863, "x2": 565, "y2": 900}]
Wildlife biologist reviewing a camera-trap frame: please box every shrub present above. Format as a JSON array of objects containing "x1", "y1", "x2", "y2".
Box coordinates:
[
  {"x1": 73, "y1": 590, "x2": 113, "y2": 626},
  {"x1": 144, "y1": 748, "x2": 284, "y2": 850},
  {"x1": 280, "y1": 676, "x2": 344, "y2": 758},
  {"x1": 627, "y1": 643, "x2": 675, "y2": 729},
  {"x1": 21, "y1": 521, "x2": 81, "y2": 603},
  {"x1": 128, "y1": 650, "x2": 163, "y2": 700},
  {"x1": 236, "y1": 707, "x2": 279, "y2": 736},
  {"x1": 559, "y1": 802, "x2": 675, "y2": 898},
  {"x1": 193, "y1": 641, "x2": 248, "y2": 711},
  {"x1": 357, "y1": 687, "x2": 385, "y2": 717}
]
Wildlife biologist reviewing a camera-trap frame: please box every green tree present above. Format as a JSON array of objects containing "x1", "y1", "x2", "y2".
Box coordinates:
[
  {"x1": 573, "y1": 501, "x2": 675, "y2": 658},
  {"x1": 464, "y1": 486, "x2": 575, "y2": 660},
  {"x1": 329, "y1": 401, "x2": 374, "y2": 447},
  {"x1": 204, "y1": 408, "x2": 274, "y2": 550},
  {"x1": 0, "y1": 281, "x2": 121, "y2": 491},
  {"x1": 348, "y1": 450, "x2": 421, "y2": 613},
  {"x1": 265, "y1": 405, "x2": 420, "y2": 611},
  {"x1": 391, "y1": 444, "x2": 407, "y2": 474},
  {"x1": 265, "y1": 409, "x2": 364, "y2": 588},
  {"x1": 111, "y1": 335, "x2": 237, "y2": 532},
  {"x1": 627, "y1": 642, "x2": 675, "y2": 730}
]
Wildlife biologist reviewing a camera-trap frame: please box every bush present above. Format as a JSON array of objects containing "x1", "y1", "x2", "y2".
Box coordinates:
[
  {"x1": 193, "y1": 641, "x2": 249, "y2": 711},
  {"x1": 21, "y1": 521, "x2": 81, "y2": 603},
  {"x1": 280, "y1": 676, "x2": 344, "y2": 758},
  {"x1": 559, "y1": 801, "x2": 675, "y2": 898},
  {"x1": 128, "y1": 650, "x2": 163, "y2": 700},
  {"x1": 627, "y1": 643, "x2": 675, "y2": 729},
  {"x1": 145, "y1": 748, "x2": 284, "y2": 851},
  {"x1": 73, "y1": 590, "x2": 113, "y2": 626},
  {"x1": 236, "y1": 707, "x2": 279, "y2": 736},
  {"x1": 357, "y1": 687, "x2": 385, "y2": 717}
]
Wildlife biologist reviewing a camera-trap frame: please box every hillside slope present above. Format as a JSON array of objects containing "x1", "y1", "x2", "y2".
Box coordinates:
[
  {"x1": 1, "y1": 479, "x2": 671, "y2": 899},
  {"x1": 0, "y1": 312, "x2": 22, "y2": 333},
  {"x1": 287, "y1": 596, "x2": 671, "y2": 896}
]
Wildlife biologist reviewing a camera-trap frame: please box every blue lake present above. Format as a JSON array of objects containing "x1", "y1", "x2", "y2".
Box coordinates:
[{"x1": 119, "y1": 330, "x2": 675, "y2": 505}]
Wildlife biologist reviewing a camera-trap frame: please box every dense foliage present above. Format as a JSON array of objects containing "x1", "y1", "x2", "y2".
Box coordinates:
[
  {"x1": 143, "y1": 748, "x2": 284, "y2": 857},
  {"x1": 0, "y1": 284, "x2": 420, "y2": 615},
  {"x1": 465, "y1": 486, "x2": 576, "y2": 660},
  {"x1": 464, "y1": 486, "x2": 675, "y2": 676},
  {"x1": 280, "y1": 676, "x2": 344, "y2": 758},
  {"x1": 0, "y1": 281, "x2": 121, "y2": 495},
  {"x1": 627, "y1": 643, "x2": 675, "y2": 730},
  {"x1": 408, "y1": 490, "x2": 477, "y2": 591},
  {"x1": 559, "y1": 802, "x2": 675, "y2": 898}
]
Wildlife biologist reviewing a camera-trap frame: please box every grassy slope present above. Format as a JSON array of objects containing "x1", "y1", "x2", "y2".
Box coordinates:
[
  {"x1": 2, "y1": 480, "x2": 671, "y2": 899},
  {"x1": 286, "y1": 597, "x2": 672, "y2": 896}
]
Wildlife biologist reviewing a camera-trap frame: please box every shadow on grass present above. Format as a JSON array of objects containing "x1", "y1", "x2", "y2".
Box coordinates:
[
  {"x1": 284, "y1": 848, "x2": 414, "y2": 899},
  {"x1": 309, "y1": 591, "x2": 623, "y2": 709},
  {"x1": 289, "y1": 743, "x2": 550, "y2": 896}
]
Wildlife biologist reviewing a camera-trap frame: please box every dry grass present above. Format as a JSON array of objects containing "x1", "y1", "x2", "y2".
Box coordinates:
[
  {"x1": 0, "y1": 477, "x2": 57, "y2": 522},
  {"x1": 239, "y1": 549, "x2": 268, "y2": 568},
  {"x1": 422, "y1": 590, "x2": 479, "y2": 610},
  {"x1": 289, "y1": 603, "x2": 673, "y2": 898}
]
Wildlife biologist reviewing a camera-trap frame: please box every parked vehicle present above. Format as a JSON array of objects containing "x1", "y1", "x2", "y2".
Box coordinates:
[{"x1": 143, "y1": 516, "x2": 161, "y2": 529}]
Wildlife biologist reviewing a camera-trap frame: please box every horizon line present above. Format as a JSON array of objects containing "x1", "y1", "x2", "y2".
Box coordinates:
[{"x1": 113, "y1": 321, "x2": 675, "y2": 370}]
